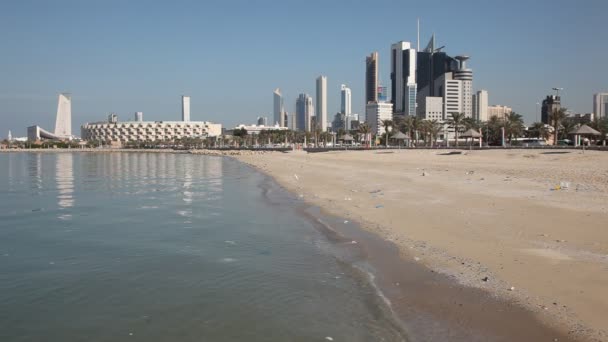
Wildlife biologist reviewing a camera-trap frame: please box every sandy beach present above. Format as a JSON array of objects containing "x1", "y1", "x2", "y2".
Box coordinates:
[{"x1": 235, "y1": 149, "x2": 608, "y2": 341}]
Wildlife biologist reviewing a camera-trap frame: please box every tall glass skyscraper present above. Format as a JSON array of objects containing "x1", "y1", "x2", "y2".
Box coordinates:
[
  {"x1": 365, "y1": 52, "x2": 379, "y2": 104},
  {"x1": 390, "y1": 41, "x2": 417, "y2": 116}
]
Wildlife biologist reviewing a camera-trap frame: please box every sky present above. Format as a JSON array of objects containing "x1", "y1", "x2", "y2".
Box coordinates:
[{"x1": 1, "y1": 0, "x2": 607, "y2": 137}]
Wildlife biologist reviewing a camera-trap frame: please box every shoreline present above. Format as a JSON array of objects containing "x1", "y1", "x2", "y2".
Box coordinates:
[{"x1": 234, "y1": 149, "x2": 608, "y2": 342}]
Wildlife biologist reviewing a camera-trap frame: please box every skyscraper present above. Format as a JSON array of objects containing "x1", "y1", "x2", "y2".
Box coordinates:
[
  {"x1": 341, "y1": 85, "x2": 352, "y2": 115},
  {"x1": 182, "y1": 96, "x2": 191, "y2": 122},
  {"x1": 391, "y1": 41, "x2": 417, "y2": 116},
  {"x1": 135, "y1": 112, "x2": 143, "y2": 122},
  {"x1": 257, "y1": 116, "x2": 268, "y2": 126},
  {"x1": 444, "y1": 80, "x2": 463, "y2": 119},
  {"x1": 54, "y1": 93, "x2": 72, "y2": 138},
  {"x1": 594, "y1": 93, "x2": 608, "y2": 119},
  {"x1": 453, "y1": 56, "x2": 473, "y2": 118},
  {"x1": 541, "y1": 95, "x2": 561, "y2": 124},
  {"x1": 473, "y1": 90, "x2": 488, "y2": 122},
  {"x1": 416, "y1": 35, "x2": 458, "y2": 116},
  {"x1": 296, "y1": 94, "x2": 314, "y2": 132},
  {"x1": 366, "y1": 102, "x2": 394, "y2": 135},
  {"x1": 273, "y1": 89, "x2": 285, "y2": 127},
  {"x1": 316, "y1": 76, "x2": 328, "y2": 131},
  {"x1": 366, "y1": 52, "x2": 379, "y2": 104}
]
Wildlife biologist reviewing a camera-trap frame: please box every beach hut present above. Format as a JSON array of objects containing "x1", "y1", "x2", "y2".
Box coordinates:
[
  {"x1": 461, "y1": 128, "x2": 482, "y2": 149},
  {"x1": 569, "y1": 125, "x2": 601, "y2": 151},
  {"x1": 391, "y1": 131, "x2": 409, "y2": 148},
  {"x1": 339, "y1": 134, "x2": 354, "y2": 146}
]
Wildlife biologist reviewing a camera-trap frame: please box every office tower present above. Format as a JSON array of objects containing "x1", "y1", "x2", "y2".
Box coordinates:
[
  {"x1": 444, "y1": 80, "x2": 463, "y2": 119},
  {"x1": 54, "y1": 93, "x2": 72, "y2": 138},
  {"x1": 182, "y1": 96, "x2": 191, "y2": 122},
  {"x1": 541, "y1": 95, "x2": 561, "y2": 124},
  {"x1": 296, "y1": 94, "x2": 314, "y2": 132},
  {"x1": 453, "y1": 56, "x2": 473, "y2": 118},
  {"x1": 377, "y1": 85, "x2": 388, "y2": 102},
  {"x1": 332, "y1": 113, "x2": 345, "y2": 132},
  {"x1": 365, "y1": 102, "x2": 394, "y2": 135},
  {"x1": 316, "y1": 76, "x2": 328, "y2": 131},
  {"x1": 366, "y1": 52, "x2": 379, "y2": 104},
  {"x1": 473, "y1": 90, "x2": 488, "y2": 122},
  {"x1": 289, "y1": 112, "x2": 297, "y2": 131},
  {"x1": 419, "y1": 97, "x2": 444, "y2": 121},
  {"x1": 273, "y1": 89, "x2": 285, "y2": 127},
  {"x1": 135, "y1": 112, "x2": 143, "y2": 122},
  {"x1": 391, "y1": 41, "x2": 417, "y2": 116},
  {"x1": 341, "y1": 84, "x2": 352, "y2": 115},
  {"x1": 7, "y1": 130, "x2": 12, "y2": 141},
  {"x1": 416, "y1": 35, "x2": 458, "y2": 114},
  {"x1": 594, "y1": 93, "x2": 608, "y2": 119}
]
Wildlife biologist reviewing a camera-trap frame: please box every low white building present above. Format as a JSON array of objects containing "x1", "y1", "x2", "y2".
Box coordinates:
[
  {"x1": 233, "y1": 124, "x2": 288, "y2": 134},
  {"x1": 81, "y1": 121, "x2": 222, "y2": 143},
  {"x1": 366, "y1": 102, "x2": 393, "y2": 135}
]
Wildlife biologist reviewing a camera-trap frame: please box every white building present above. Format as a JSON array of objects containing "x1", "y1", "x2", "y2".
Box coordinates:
[
  {"x1": 341, "y1": 84, "x2": 352, "y2": 115},
  {"x1": 81, "y1": 120, "x2": 222, "y2": 143},
  {"x1": 453, "y1": 56, "x2": 473, "y2": 118},
  {"x1": 296, "y1": 94, "x2": 315, "y2": 132},
  {"x1": 181, "y1": 96, "x2": 191, "y2": 122},
  {"x1": 316, "y1": 76, "x2": 328, "y2": 132},
  {"x1": 233, "y1": 124, "x2": 288, "y2": 135},
  {"x1": 420, "y1": 97, "x2": 444, "y2": 121},
  {"x1": 488, "y1": 105, "x2": 513, "y2": 120},
  {"x1": 444, "y1": 80, "x2": 463, "y2": 120},
  {"x1": 135, "y1": 112, "x2": 143, "y2": 122},
  {"x1": 391, "y1": 41, "x2": 417, "y2": 116},
  {"x1": 473, "y1": 90, "x2": 489, "y2": 122},
  {"x1": 273, "y1": 88, "x2": 285, "y2": 127},
  {"x1": 594, "y1": 93, "x2": 608, "y2": 119},
  {"x1": 366, "y1": 102, "x2": 393, "y2": 135},
  {"x1": 54, "y1": 93, "x2": 72, "y2": 138}
]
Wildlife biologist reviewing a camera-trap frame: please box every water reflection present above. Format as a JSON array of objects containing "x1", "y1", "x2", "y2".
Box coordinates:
[{"x1": 55, "y1": 153, "x2": 74, "y2": 215}]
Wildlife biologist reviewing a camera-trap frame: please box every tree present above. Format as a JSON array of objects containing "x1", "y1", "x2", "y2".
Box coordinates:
[
  {"x1": 530, "y1": 122, "x2": 550, "y2": 140},
  {"x1": 447, "y1": 112, "x2": 466, "y2": 147},
  {"x1": 358, "y1": 122, "x2": 371, "y2": 147},
  {"x1": 427, "y1": 120, "x2": 443, "y2": 147},
  {"x1": 504, "y1": 112, "x2": 524, "y2": 143},
  {"x1": 560, "y1": 117, "x2": 578, "y2": 141},
  {"x1": 382, "y1": 119, "x2": 393, "y2": 147},
  {"x1": 549, "y1": 108, "x2": 568, "y2": 145},
  {"x1": 233, "y1": 128, "x2": 248, "y2": 147},
  {"x1": 591, "y1": 117, "x2": 608, "y2": 146}
]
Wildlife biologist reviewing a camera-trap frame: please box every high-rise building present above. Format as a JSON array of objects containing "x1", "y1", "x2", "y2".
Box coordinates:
[
  {"x1": 273, "y1": 89, "x2": 285, "y2": 127},
  {"x1": 366, "y1": 52, "x2": 379, "y2": 104},
  {"x1": 296, "y1": 94, "x2": 315, "y2": 132},
  {"x1": 340, "y1": 84, "x2": 352, "y2": 115},
  {"x1": 135, "y1": 112, "x2": 143, "y2": 122},
  {"x1": 182, "y1": 96, "x2": 191, "y2": 122},
  {"x1": 594, "y1": 93, "x2": 608, "y2": 119},
  {"x1": 316, "y1": 76, "x2": 328, "y2": 131},
  {"x1": 419, "y1": 97, "x2": 443, "y2": 121},
  {"x1": 7, "y1": 130, "x2": 12, "y2": 141},
  {"x1": 453, "y1": 56, "x2": 473, "y2": 118},
  {"x1": 365, "y1": 102, "x2": 393, "y2": 135},
  {"x1": 54, "y1": 93, "x2": 72, "y2": 138},
  {"x1": 332, "y1": 113, "x2": 345, "y2": 133},
  {"x1": 444, "y1": 80, "x2": 463, "y2": 120},
  {"x1": 377, "y1": 85, "x2": 388, "y2": 102},
  {"x1": 473, "y1": 90, "x2": 488, "y2": 122},
  {"x1": 416, "y1": 35, "x2": 458, "y2": 115},
  {"x1": 391, "y1": 41, "x2": 417, "y2": 116},
  {"x1": 488, "y1": 105, "x2": 513, "y2": 120},
  {"x1": 541, "y1": 95, "x2": 561, "y2": 124}
]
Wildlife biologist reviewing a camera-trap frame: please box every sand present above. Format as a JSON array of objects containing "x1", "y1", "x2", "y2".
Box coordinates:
[{"x1": 235, "y1": 149, "x2": 608, "y2": 341}]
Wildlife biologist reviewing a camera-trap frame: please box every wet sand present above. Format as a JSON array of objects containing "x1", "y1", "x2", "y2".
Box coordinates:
[{"x1": 236, "y1": 149, "x2": 608, "y2": 342}]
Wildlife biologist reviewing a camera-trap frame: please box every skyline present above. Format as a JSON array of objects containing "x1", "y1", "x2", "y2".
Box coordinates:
[{"x1": 1, "y1": 0, "x2": 607, "y2": 136}]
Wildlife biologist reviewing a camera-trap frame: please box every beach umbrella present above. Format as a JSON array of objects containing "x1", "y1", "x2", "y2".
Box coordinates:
[
  {"x1": 391, "y1": 131, "x2": 409, "y2": 148},
  {"x1": 569, "y1": 124, "x2": 600, "y2": 151},
  {"x1": 461, "y1": 128, "x2": 482, "y2": 150}
]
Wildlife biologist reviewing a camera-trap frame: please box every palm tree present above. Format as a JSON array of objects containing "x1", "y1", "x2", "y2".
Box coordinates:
[
  {"x1": 358, "y1": 122, "x2": 371, "y2": 147},
  {"x1": 447, "y1": 112, "x2": 466, "y2": 147},
  {"x1": 428, "y1": 120, "x2": 443, "y2": 147},
  {"x1": 549, "y1": 108, "x2": 568, "y2": 145},
  {"x1": 530, "y1": 122, "x2": 550, "y2": 141},
  {"x1": 591, "y1": 117, "x2": 608, "y2": 146},
  {"x1": 505, "y1": 112, "x2": 524, "y2": 143},
  {"x1": 382, "y1": 119, "x2": 393, "y2": 147}
]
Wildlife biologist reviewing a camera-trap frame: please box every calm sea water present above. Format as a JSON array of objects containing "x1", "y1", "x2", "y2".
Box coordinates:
[{"x1": 0, "y1": 152, "x2": 405, "y2": 342}]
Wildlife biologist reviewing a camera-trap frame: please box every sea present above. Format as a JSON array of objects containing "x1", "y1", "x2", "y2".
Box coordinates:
[{"x1": 0, "y1": 152, "x2": 406, "y2": 342}]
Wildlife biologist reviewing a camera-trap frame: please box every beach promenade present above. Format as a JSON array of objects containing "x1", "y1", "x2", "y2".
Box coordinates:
[{"x1": 236, "y1": 149, "x2": 608, "y2": 341}]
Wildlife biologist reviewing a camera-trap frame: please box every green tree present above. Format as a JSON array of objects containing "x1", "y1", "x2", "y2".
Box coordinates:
[
  {"x1": 591, "y1": 117, "x2": 608, "y2": 146},
  {"x1": 505, "y1": 112, "x2": 524, "y2": 143},
  {"x1": 358, "y1": 122, "x2": 371, "y2": 147},
  {"x1": 447, "y1": 112, "x2": 466, "y2": 147},
  {"x1": 549, "y1": 108, "x2": 568, "y2": 145},
  {"x1": 382, "y1": 120, "x2": 393, "y2": 147}
]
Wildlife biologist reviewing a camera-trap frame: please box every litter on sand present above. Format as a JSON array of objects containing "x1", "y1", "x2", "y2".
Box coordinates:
[
  {"x1": 294, "y1": 174, "x2": 299, "y2": 181},
  {"x1": 375, "y1": 205, "x2": 384, "y2": 209}
]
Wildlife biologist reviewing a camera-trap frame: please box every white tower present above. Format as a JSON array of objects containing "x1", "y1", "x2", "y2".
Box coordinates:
[
  {"x1": 7, "y1": 130, "x2": 12, "y2": 141},
  {"x1": 54, "y1": 93, "x2": 72, "y2": 138},
  {"x1": 391, "y1": 41, "x2": 417, "y2": 116},
  {"x1": 182, "y1": 96, "x2": 191, "y2": 122},
  {"x1": 273, "y1": 89, "x2": 285, "y2": 127},
  {"x1": 341, "y1": 84, "x2": 352, "y2": 115},
  {"x1": 453, "y1": 56, "x2": 473, "y2": 118},
  {"x1": 316, "y1": 76, "x2": 328, "y2": 131},
  {"x1": 135, "y1": 112, "x2": 143, "y2": 122}
]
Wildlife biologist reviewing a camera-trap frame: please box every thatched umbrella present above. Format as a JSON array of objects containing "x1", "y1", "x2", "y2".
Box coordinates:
[
  {"x1": 569, "y1": 124, "x2": 601, "y2": 151},
  {"x1": 391, "y1": 131, "x2": 409, "y2": 148},
  {"x1": 340, "y1": 134, "x2": 354, "y2": 145},
  {"x1": 461, "y1": 128, "x2": 482, "y2": 149}
]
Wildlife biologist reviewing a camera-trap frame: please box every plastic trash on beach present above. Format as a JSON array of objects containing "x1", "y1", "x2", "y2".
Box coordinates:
[
  {"x1": 375, "y1": 205, "x2": 384, "y2": 209},
  {"x1": 559, "y1": 181, "x2": 570, "y2": 190},
  {"x1": 294, "y1": 174, "x2": 299, "y2": 181}
]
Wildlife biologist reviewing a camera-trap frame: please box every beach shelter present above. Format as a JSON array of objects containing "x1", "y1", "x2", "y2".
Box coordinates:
[
  {"x1": 569, "y1": 125, "x2": 601, "y2": 151},
  {"x1": 340, "y1": 134, "x2": 354, "y2": 145},
  {"x1": 391, "y1": 131, "x2": 409, "y2": 148},
  {"x1": 461, "y1": 128, "x2": 482, "y2": 149}
]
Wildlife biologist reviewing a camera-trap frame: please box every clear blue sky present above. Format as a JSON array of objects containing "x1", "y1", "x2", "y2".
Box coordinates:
[{"x1": 1, "y1": 0, "x2": 607, "y2": 137}]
